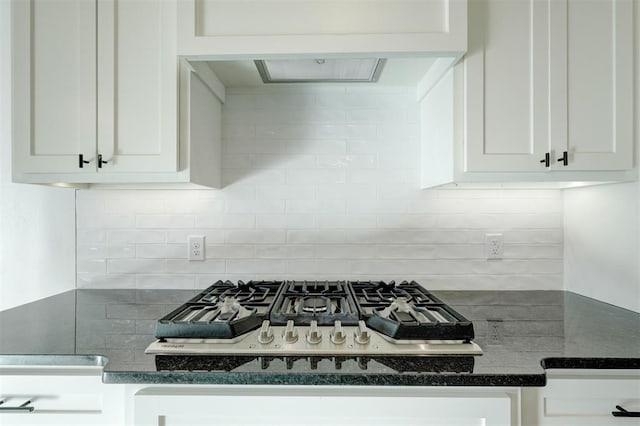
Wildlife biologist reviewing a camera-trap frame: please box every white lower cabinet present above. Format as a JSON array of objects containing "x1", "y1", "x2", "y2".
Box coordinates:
[
  {"x1": 132, "y1": 386, "x2": 519, "y2": 426},
  {"x1": 522, "y1": 369, "x2": 640, "y2": 426},
  {"x1": 0, "y1": 365, "x2": 124, "y2": 426}
]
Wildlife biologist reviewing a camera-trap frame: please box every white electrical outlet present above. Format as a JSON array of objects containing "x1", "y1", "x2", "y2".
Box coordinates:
[
  {"x1": 485, "y1": 233, "x2": 503, "y2": 259},
  {"x1": 188, "y1": 235, "x2": 205, "y2": 261}
]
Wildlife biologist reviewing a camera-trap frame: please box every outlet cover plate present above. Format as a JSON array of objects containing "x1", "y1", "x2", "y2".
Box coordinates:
[
  {"x1": 485, "y1": 233, "x2": 503, "y2": 259},
  {"x1": 188, "y1": 235, "x2": 205, "y2": 261}
]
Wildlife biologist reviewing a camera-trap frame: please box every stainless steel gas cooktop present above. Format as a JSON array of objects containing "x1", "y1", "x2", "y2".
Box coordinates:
[{"x1": 145, "y1": 280, "x2": 482, "y2": 356}]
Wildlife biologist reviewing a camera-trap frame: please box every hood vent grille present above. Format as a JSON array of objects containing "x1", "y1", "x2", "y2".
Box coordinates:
[{"x1": 255, "y1": 58, "x2": 385, "y2": 83}]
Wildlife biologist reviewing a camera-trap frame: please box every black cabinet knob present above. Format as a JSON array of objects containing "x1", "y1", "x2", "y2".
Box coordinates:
[
  {"x1": 78, "y1": 154, "x2": 90, "y2": 168},
  {"x1": 539, "y1": 152, "x2": 550, "y2": 168},
  {"x1": 98, "y1": 154, "x2": 109, "y2": 168},
  {"x1": 557, "y1": 151, "x2": 568, "y2": 166},
  {"x1": 612, "y1": 405, "x2": 640, "y2": 417}
]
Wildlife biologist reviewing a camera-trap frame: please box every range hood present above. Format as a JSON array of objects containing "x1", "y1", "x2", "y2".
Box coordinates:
[
  {"x1": 254, "y1": 58, "x2": 386, "y2": 83},
  {"x1": 203, "y1": 57, "x2": 450, "y2": 90}
]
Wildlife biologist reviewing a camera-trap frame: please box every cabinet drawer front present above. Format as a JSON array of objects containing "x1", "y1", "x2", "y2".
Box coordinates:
[
  {"x1": 536, "y1": 372, "x2": 640, "y2": 425},
  {"x1": 0, "y1": 373, "x2": 104, "y2": 413},
  {"x1": 135, "y1": 387, "x2": 516, "y2": 426}
]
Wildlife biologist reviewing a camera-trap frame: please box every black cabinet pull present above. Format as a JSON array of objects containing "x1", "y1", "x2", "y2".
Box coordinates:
[
  {"x1": 0, "y1": 399, "x2": 35, "y2": 412},
  {"x1": 539, "y1": 152, "x2": 550, "y2": 168},
  {"x1": 612, "y1": 405, "x2": 640, "y2": 417},
  {"x1": 557, "y1": 151, "x2": 568, "y2": 166},
  {"x1": 78, "y1": 154, "x2": 90, "y2": 168},
  {"x1": 98, "y1": 154, "x2": 109, "y2": 168}
]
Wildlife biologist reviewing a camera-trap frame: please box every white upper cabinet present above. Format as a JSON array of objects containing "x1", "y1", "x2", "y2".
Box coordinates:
[
  {"x1": 421, "y1": 0, "x2": 636, "y2": 187},
  {"x1": 464, "y1": 0, "x2": 550, "y2": 172},
  {"x1": 12, "y1": 0, "x2": 97, "y2": 175},
  {"x1": 177, "y1": 0, "x2": 468, "y2": 57},
  {"x1": 96, "y1": 0, "x2": 178, "y2": 173},
  {"x1": 12, "y1": 0, "x2": 183, "y2": 183},
  {"x1": 550, "y1": 0, "x2": 634, "y2": 171}
]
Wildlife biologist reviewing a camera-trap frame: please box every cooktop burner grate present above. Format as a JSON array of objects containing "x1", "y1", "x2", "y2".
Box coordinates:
[
  {"x1": 350, "y1": 280, "x2": 475, "y2": 342},
  {"x1": 152, "y1": 279, "x2": 476, "y2": 344},
  {"x1": 154, "y1": 280, "x2": 282, "y2": 339},
  {"x1": 270, "y1": 280, "x2": 360, "y2": 326}
]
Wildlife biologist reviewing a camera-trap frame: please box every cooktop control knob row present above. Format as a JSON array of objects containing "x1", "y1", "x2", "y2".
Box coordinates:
[
  {"x1": 330, "y1": 320, "x2": 346, "y2": 344},
  {"x1": 306, "y1": 320, "x2": 322, "y2": 345},
  {"x1": 354, "y1": 320, "x2": 371, "y2": 345},
  {"x1": 283, "y1": 320, "x2": 298, "y2": 343}
]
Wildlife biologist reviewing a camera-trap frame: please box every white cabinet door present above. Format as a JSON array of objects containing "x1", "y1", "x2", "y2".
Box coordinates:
[
  {"x1": 549, "y1": 0, "x2": 634, "y2": 171},
  {"x1": 12, "y1": 0, "x2": 97, "y2": 174},
  {"x1": 134, "y1": 386, "x2": 516, "y2": 426},
  {"x1": 464, "y1": 0, "x2": 551, "y2": 172},
  {"x1": 0, "y1": 366, "x2": 124, "y2": 426},
  {"x1": 97, "y1": 0, "x2": 178, "y2": 173},
  {"x1": 522, "y1": 369, "x2": 640, "y2": 426}
]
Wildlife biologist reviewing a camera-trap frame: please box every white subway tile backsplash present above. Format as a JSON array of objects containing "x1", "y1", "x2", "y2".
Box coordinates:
[
  {"x1": 255, "y1": 215, "x2": 315, "y2": 229},
  {"x1": 195, "y1": 214, "x2": 255, "y2": 229},
  {"x1": 77, "y1": 229, "x2": 107, "y2": 245},
  {"x1": 254, "y1": 245, "x2": 316, "y2": 259},
  {"x1": 287, "y1": 230, "x2": 349, "y2": 244},
  {"x1": 206, "y1": 245, "x2": 254, "y2": 259},
  {"x1": 136, "y1": 275, "x2": 195, "y2": 290},
  {"x1": 78, "y1": 245, "x2": 107, "y2": 260},
  {"x1": 225, "y1": 230, "x2": 286, "y2": 244},
  {"x1": 107, "y1": 245, "x2": 136, "y2": 259},
  {"x1": 316, "y1": 155, "x2": 377, "y2": 170},
  {"x1": 315, "y1": 183, "x2": 377, "y2": 200},
  {"x1": 286, "y1": 200, "x2": 346, "y2": 214},
  {"x1": 77, "y1": 273, "x2": 136, "y2": 289},
  {"x1": 76, "y1": 86, "x2": 564, "y2": 290},
  {"x1": 225, "y1": 200, "x2": 285, "y2": 214},
  {"x1": 136, "y1": 244, "x2": 186, "y2": 259},
  {"x1": 286, "y1": 170, "x2": 347, "y2": 185},
  {"x1": 107, "y1": 230, "x2": 166, "y2": 244},
  {"x1": 166, "y1": 259, "x2": 225, "y2": 274},
  {"x1": 136, "y1": 215, "x2": 195, "y2": 229},
  {"x1": 77, "y1": 259, "x2": 107, "y2": 274},
  {"x1": 107, "y1": 259, "x2": 166, "y2": 274},
  {"x1": 254, "y1": 185, "x2": 314, "y2": 200},
  {"x1": 316, "y1": 215, "x2": 377, "y2": 229},
  {"x1": 226, "y1": 260, "x2": 287, "y2": 274},
  {"x1": 223, "y1": 169, "x2": 286, "y2": 186},
  {"x1": 288, "y1": 260, "x2": 350, "y2": 274},
  {"x1": 314, "y1": 245, "x2": 377, "y2": 259},
  {"x1": 166, "y1": 230, "x2": 225, "y2": 244}
]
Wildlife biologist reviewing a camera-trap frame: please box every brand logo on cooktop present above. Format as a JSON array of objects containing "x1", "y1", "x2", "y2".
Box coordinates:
[{"x1": 162, "y1": 344, "x2": 185, "y2": 348}]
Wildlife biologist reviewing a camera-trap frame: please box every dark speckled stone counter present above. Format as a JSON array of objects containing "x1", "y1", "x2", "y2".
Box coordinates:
[{"x1": 0, "y1": 290, "x2": 638, "y2": 386}]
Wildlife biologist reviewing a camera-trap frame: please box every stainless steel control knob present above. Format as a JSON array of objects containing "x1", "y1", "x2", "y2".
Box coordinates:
[
  {"x1": 257, "y1": 320, "x2": 274, "y2": 344},
  {"x1": 284, "y1": 320, "x2": 298, "y2": 343},
  {"x1": 330, "y1": 320, "x2": 346, "y2": 344},
  {"x1": 354, "y1": 320, "x2": 370, "y2": 345},
  {"x1": 306, "y1": 320, "x2": 322, "y2": 345}
]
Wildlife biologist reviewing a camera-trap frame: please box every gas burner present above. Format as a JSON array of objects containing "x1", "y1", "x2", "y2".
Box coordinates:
[
  {"x1": 270, "y1": 280, "x2": 359, "y2": 326},
  {"x1": 301, "y1": 297, "x2": 329, "y2": 313}
]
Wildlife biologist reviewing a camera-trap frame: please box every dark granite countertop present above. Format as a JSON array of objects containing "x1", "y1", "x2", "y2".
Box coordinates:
[{"x1": 0, "y1": 289, "x2": 638, "y2": 386}]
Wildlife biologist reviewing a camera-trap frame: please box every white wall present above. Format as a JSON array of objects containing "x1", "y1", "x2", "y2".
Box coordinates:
[
  {"x1": 0, "y1": 0, "x2": 76, "y2": 311},
  {"x1": 76, "y1": 86, "x2": 564, "y2": 290},
  {"x1": 564, "y1": 182, "x2": 640, "y2": 313}
]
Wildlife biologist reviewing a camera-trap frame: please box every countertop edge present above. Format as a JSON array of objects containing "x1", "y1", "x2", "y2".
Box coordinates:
[
  {"x1": 0, "y1": 354, "x2": 107, "y2": 367},
  {"x1": 3, "y1": 355, "x2": 640, "y2": 387},
  {"x1": 101, "y1": 370, "x2": 547, "y2": 387},
  {"x1": 540, "y1": 357, "x2": 640, "y2": 370}
]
